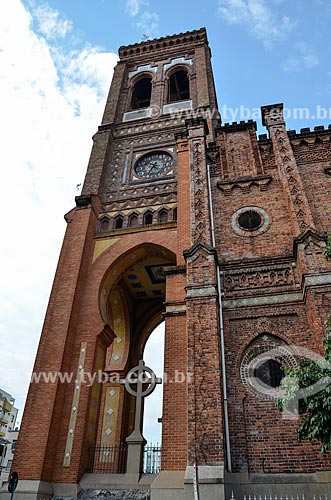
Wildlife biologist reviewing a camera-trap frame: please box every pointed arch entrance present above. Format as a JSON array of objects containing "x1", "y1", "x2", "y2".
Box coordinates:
[{"x1": 93, "y1": 244, "x2": 175, "y2": 472}]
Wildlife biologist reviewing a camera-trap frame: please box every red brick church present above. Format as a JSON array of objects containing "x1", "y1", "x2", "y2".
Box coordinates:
[{"x1": 12, "y1": 28, "x2": 331, "y2": 499}]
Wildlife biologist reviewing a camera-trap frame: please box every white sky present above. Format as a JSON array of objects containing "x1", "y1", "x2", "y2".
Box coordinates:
[
  {"x1": 0, "y1": 0, "x2": 164, "y2": 444},
  {"x1": 0, "y1": 0, "x2": 118, "y2": 417}
]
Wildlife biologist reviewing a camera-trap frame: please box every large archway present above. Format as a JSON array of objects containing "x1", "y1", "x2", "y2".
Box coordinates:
[{"x1": 94, "y1": 244, "x2": 175, "y2": 461}]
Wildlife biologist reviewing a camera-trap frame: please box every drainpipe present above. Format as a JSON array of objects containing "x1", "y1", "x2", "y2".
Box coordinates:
[{"x1": 207, "y1": 161, "x2": 232, "y2": 473}]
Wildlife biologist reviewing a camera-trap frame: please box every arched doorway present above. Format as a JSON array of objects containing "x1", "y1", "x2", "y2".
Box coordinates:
[{"x1": 94, "y1": 244, "x2": 174, "y2": 473}]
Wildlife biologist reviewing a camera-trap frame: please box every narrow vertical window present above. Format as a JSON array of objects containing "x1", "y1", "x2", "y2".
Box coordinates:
[
  {"x1": 144, "y1": 212, "x2": 153, "y2": 225},
  {"x1": 131, "y1": 77, "x2": 152, "y2": 110},
  {"x1": 114, "y1": 216, "x2": 124, "y2": 229},
  {"x1": 168, "y1": 70, "x2": 190, "y2": 103},
  {"x1": 159, "y1": 210, "x2": 168, "y2": 224},
  {"x1": 128, "y1": 214, "x2": 139, "y2": 227}
]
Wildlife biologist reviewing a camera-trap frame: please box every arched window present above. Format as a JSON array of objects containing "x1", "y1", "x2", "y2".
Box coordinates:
[
  {"x1": 100, "y1": 217, "x2": 109, "y2": 231},
  {"x1": 168, "y1": 70, "x2": 190, "y2": 103},
  {"x1": 128, "y1": 213, "x2": 139, "y2": 227},
  {"x1": 114, "y1": 215, "x2": 124, "y2": 229},
  {"x1": 240, "y1": 333, "x2": 297, "y2": 400},
  {"x1": 173, "y1": 207, "x2": 177, "y2": 222},
  {"x1": 159, "y1": 210, "x2": 168, "y2": 224},
  {"x1": 144, "y1": 212, "x2": 153, "y2": 225},
  {"x1": 131, "y1": 77, "x2": 152, "y2": 110}
]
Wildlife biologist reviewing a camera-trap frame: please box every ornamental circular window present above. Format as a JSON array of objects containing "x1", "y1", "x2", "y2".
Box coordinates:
[
  {"x1": 238, "y1": 210, "x2": 262, "y2": 230},
  {"x1": 240, "y1": 334, "x2": 297, "y2": 400},
  {"x1": 232, "y1": 206, "x2": 269, "y2": 236}
]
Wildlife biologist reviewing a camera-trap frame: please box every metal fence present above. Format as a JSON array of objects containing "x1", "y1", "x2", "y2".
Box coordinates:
[
  {"x1": 230, "y1": 493, "x2": 329, "y2": 500},
  {"x1": 143, "y1": 444, "x2": 161, "y2": 474},
  {"x1": 86, "y1": 444, "x2": 128, "y2": 473},
  {"x1": 86, "y1": 443, "x2": 161, "y2": 474}
]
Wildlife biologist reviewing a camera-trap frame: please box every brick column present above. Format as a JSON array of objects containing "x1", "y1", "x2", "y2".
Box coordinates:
[
  {"x1": 175, "y1": 133, "x2": 190, "y2": 264},
  {"x1": 13, "y1": 195, "x2": 100, "y2": 489},
  {"x1": 161, "y1": 266, "x2": 187, "y2": 471}
]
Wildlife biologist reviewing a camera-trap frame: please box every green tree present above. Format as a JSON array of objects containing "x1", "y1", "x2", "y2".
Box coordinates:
[{"x1": 277, "y1": 241, "x2": 331, "y2": 453}]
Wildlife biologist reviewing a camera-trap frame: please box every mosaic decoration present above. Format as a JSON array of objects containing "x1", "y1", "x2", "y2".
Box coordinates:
[
  {"x1": 63, "y1": 342, "x2": 87, "y2": 467},
  {"x1": 99, "y1": 386, "x2": 120, "y2": 461}
]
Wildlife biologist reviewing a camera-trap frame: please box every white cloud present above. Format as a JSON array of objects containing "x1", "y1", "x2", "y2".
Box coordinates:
[
  {"x1": 136, "y1": 11, "x2": 159, "y2": 39},
  {"x1": 282, "y1": 42, "x2": 319, "y2": 72},
  {"x1": 125, "y1": 0, "x2": 142, "y2": 17},
  {"x1": 0, "y1": 0, "x2": 118, "y2": 416},
  {"x1": 34, "y1": 2, "x2": 73, "y2": 39},
  {"x1": 124, "y1": 0, "x2": 159, "y2": 39},
  {"x1": 217, "y1": 0, "x2": 295, "y2": 48}
]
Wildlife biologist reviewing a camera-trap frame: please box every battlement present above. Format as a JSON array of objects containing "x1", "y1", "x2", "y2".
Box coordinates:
[
  {"x1": 118, "y1": 27, "x2": 208, "y2": 60},
  {"x1": 216, "y1": 119, "x2": 257, "y2": 134}
]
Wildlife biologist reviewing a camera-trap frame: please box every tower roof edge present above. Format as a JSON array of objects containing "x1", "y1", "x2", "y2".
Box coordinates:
[{"x1": 118, "y1": 28, "x2": 208, "y2": 59}]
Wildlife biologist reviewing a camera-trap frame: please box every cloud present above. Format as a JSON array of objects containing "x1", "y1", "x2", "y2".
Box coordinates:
[
  {"x1": 0, "y1": 0, "x2": 118, "y2": 416},
  {"x1": 136, "y1": 11, "x2": 159, "y2": 39},
  {"x1": 34, "y1": 2, "x2": 73, "y2": 39},
  {"x1": 217, "y1": 0, "x2": 296, "y2": 48},
  {"x1": 282, "y1": 42, "x2": 319, "y2": 72},
  {"x1": 124, "y1": 0, "x2": 159, "y2": 39},
  {"x1": 125, "y1": 0, "x2": 142, "y2": 17}
]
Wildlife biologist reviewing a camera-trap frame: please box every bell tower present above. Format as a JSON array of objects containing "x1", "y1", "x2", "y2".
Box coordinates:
[{"x1": 13, "y1": 28, "x2": 225, "y2": 500}]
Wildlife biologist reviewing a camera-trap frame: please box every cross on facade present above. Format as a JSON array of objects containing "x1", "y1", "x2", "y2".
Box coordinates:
[{"x1": 120, "y1": 360, "x2": 162, "y2": 476}]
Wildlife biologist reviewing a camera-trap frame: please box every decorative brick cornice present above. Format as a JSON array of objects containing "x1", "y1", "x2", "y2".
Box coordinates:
[
  {"x1": 293, "y1": 228, "x2": 327, "y2": 258},
  {"x1": 185, "y1": 115, "x2": 209, "y2": 135},
  {"x1": 183, "y1": 240, "x2": 217, "y2": 261},
  {"x1": 118, "y1": 28, "x2": 208, "y2": 60},
  {"x1": 217, "y1": 174, "x2": 272, "y2": 195}
]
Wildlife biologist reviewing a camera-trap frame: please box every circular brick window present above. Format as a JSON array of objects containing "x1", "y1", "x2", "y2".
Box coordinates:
[
  {"x1": 232, "y1": 206, "x2": 269, "y2": 236},
  {"x1": 238, "y1": 210, "x2": 262, "y2": 231},
  {"x1": 240, "y1": 335, "x2": 297, "y2": 400}
]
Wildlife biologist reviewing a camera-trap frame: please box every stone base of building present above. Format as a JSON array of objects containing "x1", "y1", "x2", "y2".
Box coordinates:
[
  {"x1": 150, "y1": 470, "x2": 185, "y2": 500},
  {"x1": 0, "y1": 480, "x2": 53, "y2": 500},
  {"x1": 1, "y1": 471, "x2": 331, "y2": 500},
  {"x1": 225, "y1": 471, "x2": 331, "y2": 498},
  {"x1": 184, "y1": 465, "x2": 225, "y2": 500}
]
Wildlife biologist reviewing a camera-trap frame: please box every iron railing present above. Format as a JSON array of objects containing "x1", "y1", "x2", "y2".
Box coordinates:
[
  {"x1": 143, "y1": 444, "x2": 161, "y2": 474},
  {"x1": 86, "y1": 444, "x2": 128, "y2": 473},
  {"x1": 86, "y1": 443, "x2": 161, "y2": 474},
  {"x1": 230, "y1": 493, "x2": 330, "y2": 500}
]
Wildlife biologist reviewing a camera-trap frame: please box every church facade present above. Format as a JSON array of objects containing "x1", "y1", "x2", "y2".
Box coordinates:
[{"x1": 12, "y1": 28, "x2": 331, "y2": 499}]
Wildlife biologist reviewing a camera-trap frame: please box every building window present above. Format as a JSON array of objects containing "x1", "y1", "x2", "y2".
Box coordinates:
[
  {"x1": 173, "y1": 207, "x2": 177, "y2": 221},
  {"x1": 254, "y1": 359, "x2": 284, "y2": 388},
  {"x1": 159, "y1": 210, "x2": 168, "y2": 224},
  {"x1": 128, "y1": 214, "x2": 139, "y2": 227},
  {"x1": 238, "y1": 210, "x2": 262, "y2": 231},
  {"x1": 11, "y1": 441, "x2": 17, "y2": 452},
  {"x1": 114, "y1": 216, "x2": 124, "y2": 229},
  {"x1": 144, "y1": 212, "x2": 153, "y2": 225},
  {"x1": 100, "y1": 217, "x2": 109, "y2": 231},
  {"x1": 231, "y1": 206, "x2": 270, "y2": 237},
  {"x1": 168, "y1": 70, "x2": 190, "y2": 103},
  {"x1": 6, "y1": 460, "x2": 12, "y2": 471},
  {"x1": 240, "y1": 334, "x2": 297, "y2": 400},
  {"x1": 131, "y1": 77, "x2": 152, "y2": 110}
]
